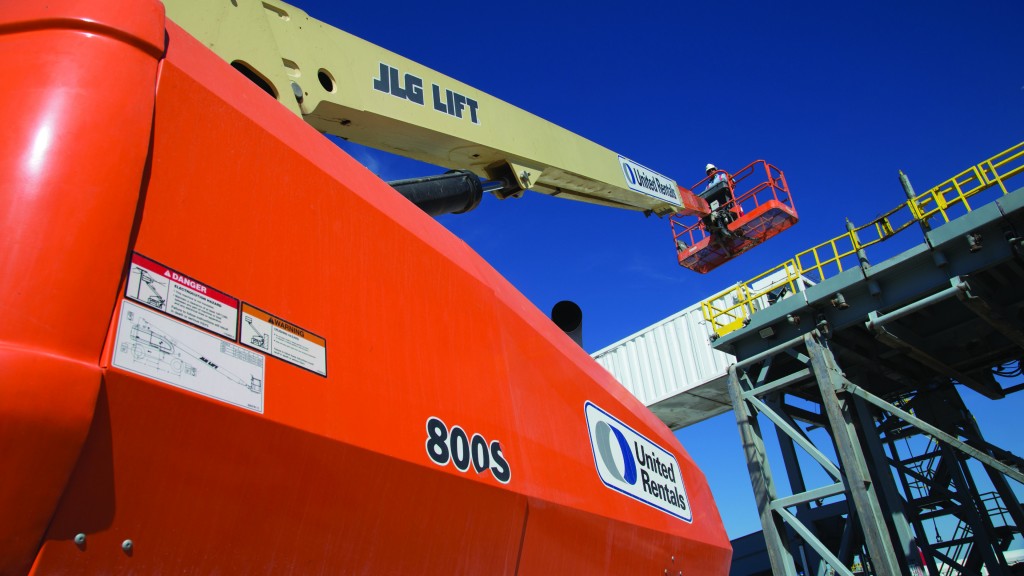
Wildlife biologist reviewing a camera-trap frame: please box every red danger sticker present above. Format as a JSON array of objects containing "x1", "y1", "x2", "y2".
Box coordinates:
[{"x1": 126, "y1": 253, "x2": 240, "y2": 340}]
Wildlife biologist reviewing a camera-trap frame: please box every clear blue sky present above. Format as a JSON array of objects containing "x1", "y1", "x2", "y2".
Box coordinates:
[{"x1": 300, "y1": 0, "x2": 1024, "y2": 540}]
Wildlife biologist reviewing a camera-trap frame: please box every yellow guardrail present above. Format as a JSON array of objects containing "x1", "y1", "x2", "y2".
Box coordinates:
[
  {"x1": 701, "y1": 260, "x2": 804, "y2": 337},
  {"x1": 703, "y1": 140, "x2": 1024, "y2": 338}
]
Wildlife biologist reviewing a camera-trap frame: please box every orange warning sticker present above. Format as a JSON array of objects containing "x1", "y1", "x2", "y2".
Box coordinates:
[{"x1": 239, "y1": 303, "x2": 326, "y2": 376}]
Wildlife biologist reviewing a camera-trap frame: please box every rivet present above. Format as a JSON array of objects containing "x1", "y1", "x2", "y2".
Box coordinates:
[
  {"x1": 122, "y1": 539, "x2": 134, "y2": 554},
  {"x1": 74, "y1": 533, "x2": 86, "y2": 547}
]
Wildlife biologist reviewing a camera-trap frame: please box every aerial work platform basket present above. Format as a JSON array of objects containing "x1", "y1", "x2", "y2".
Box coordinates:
[{"x1": 671, "y1": 160, "x2": 798, "y2": 273}]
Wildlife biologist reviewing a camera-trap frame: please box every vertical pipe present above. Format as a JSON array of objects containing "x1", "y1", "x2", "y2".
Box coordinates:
[{"x1": 550, "y1": 300, "x2": 583, "y2": 348}]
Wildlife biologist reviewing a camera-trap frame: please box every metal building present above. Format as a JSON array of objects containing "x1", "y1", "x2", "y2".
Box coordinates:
[
  {"x1": 593, "y1": 270, "x2": 805, "y2": 430},
  {"x1": 592, "y1": 299, "x2": 733, "y2": 430}
]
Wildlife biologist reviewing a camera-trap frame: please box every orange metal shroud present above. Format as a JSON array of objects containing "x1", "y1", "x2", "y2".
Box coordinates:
[{"x1": 0, "y1": 1, "x2": 731, "y2": 574}]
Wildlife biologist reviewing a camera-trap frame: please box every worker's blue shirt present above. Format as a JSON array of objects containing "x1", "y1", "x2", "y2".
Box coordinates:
[{"x1": 705, "y1": 172, "x2": 727, "y2": 191}]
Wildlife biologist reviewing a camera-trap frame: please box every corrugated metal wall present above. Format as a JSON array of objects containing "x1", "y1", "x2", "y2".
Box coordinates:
[
  {"x1": 592, "y1": 301, "x2": 733, "y2": 407},
  {"x1": 592, "y1": 270, "x2": 802, "y2": 429}
]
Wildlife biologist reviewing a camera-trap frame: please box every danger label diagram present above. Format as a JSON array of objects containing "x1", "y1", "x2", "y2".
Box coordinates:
[{"x1": 127, "y1": 253, "x2": 239, "y2": 340}]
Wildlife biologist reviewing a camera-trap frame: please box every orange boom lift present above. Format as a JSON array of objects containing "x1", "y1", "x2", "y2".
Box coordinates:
[{"x1": 0, "y1": 0, "x2": 800, "y2": 572}]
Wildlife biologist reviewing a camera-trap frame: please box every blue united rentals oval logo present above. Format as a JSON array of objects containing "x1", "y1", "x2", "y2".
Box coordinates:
[
  {"x1": 594, "y1": 420, "x2": 638, "y2": 484},
  {"x1": 585, "y1": 401, "x2": 692, "y2": 522},
  {"x1": 622, "y1": 163, "x2": 637, "y2": 186}
]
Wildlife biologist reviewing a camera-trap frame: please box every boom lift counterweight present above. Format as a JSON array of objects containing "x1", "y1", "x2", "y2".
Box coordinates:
[{"x1": 1, "y1": 0, "x2": 745, "y2": 572}]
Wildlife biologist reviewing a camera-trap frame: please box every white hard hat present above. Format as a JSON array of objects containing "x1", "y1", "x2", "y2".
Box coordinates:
[{"x1": 705, "y1": 163, "x2": 716, "y2": 172}]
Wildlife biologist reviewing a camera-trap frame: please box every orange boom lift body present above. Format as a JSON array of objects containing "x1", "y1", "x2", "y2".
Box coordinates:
[{"x1": 0, "y1": 1, "x2": 731, "y2": 574}]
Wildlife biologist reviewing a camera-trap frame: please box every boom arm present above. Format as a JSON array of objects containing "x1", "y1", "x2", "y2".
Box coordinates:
[{"x1": 163, "y1": 0, "x2": 698, "y2": 216}]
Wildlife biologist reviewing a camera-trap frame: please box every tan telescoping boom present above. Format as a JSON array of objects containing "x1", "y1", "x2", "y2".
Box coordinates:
[{"x1": 163, "y1": 0, "x2": 702, "y2": 217}]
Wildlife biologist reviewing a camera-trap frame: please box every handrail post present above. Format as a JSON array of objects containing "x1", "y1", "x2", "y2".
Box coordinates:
[
  {"x1": 846, "y1": 219, "x2": 870, "y2": 274},
  {"x1": 900, "y1": 170, "x2": 931, "y2": 235}
]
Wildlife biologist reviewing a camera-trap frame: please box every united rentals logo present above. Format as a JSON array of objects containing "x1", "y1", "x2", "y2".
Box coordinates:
[
  {"x1": 585, "y1": 401, "x2": 692, "y2": 522},
  {"x1": 618, "y1": 156, "x2": 682, "y2": 206}
]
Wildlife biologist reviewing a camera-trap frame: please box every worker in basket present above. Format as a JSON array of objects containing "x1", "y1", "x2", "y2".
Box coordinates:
[{"x1": 701, "y1": 163, "x2": 738, "y2": 239}]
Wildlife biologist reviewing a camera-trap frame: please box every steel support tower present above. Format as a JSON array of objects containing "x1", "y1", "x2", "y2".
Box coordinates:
[{"x1": 713, "y1": 168, "x2": 1024, "y2": 574}]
